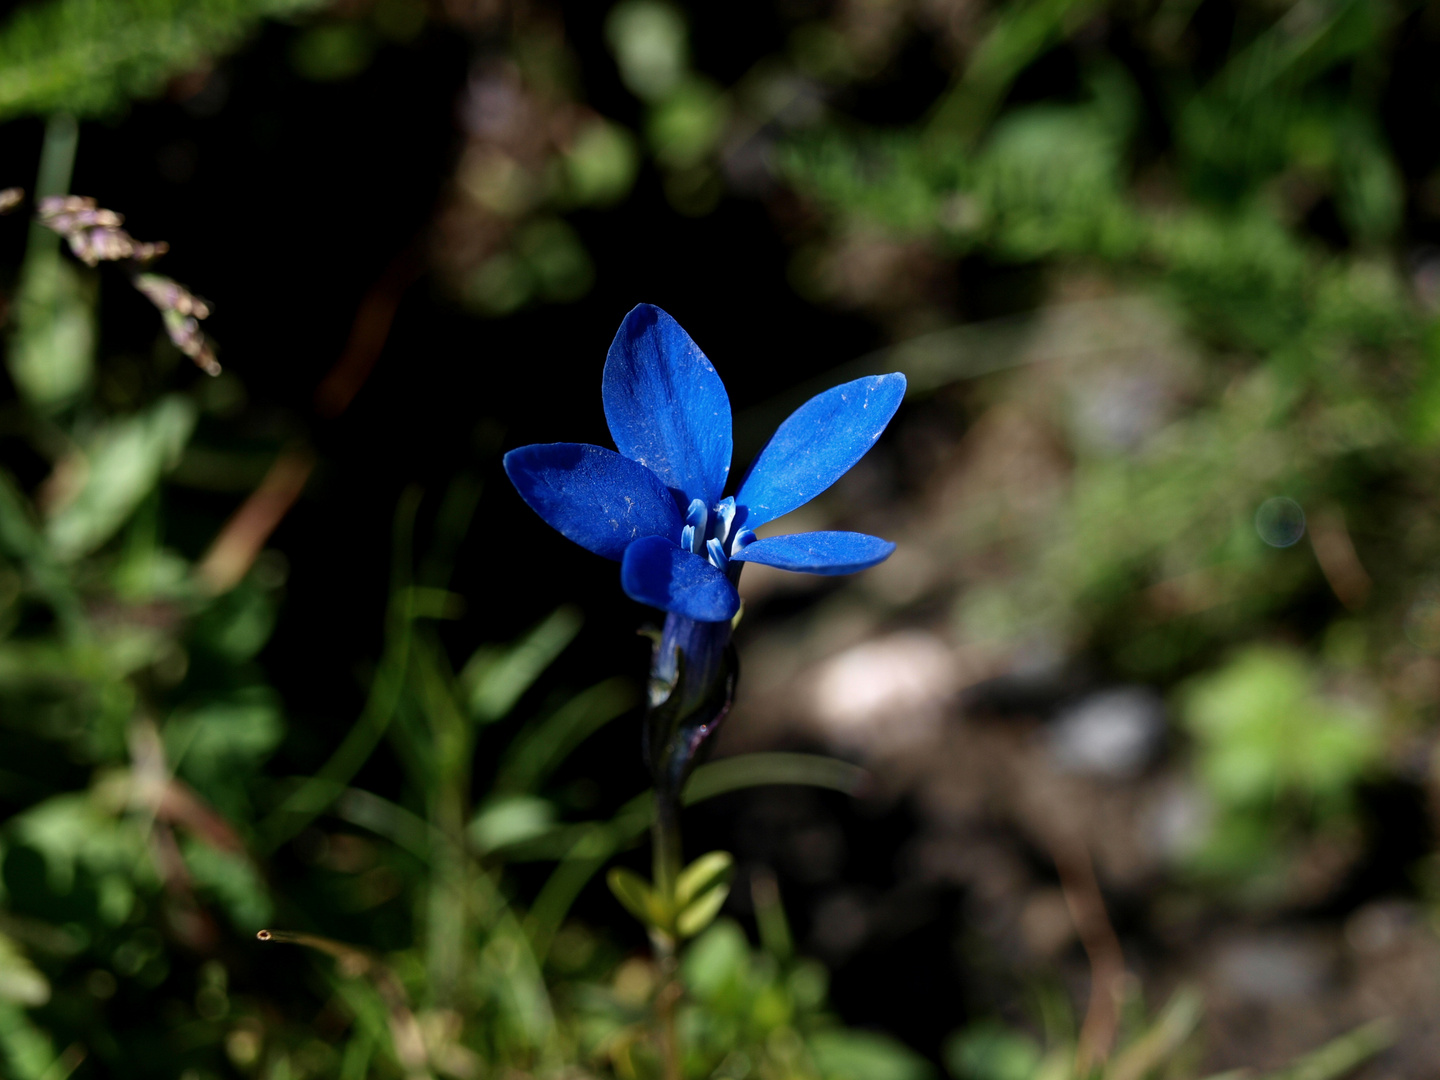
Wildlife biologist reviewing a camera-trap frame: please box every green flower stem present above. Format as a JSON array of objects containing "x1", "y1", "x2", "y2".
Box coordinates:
[
  {"x1": 651, "y1": 788, "x2": 684, "y2": 903},
  {"x1": 651, "y1": 787, "x2": 684, "y2": 1080}
]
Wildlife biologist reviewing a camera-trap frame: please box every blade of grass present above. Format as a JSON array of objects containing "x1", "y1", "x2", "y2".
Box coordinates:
[
  {"x1": 259, "y1": 486, "x2": 423, "y2": 850},
  {"x1": 494, "y1": 676, "x2": 638, "y2": 794},
  {"x1": 462, "y1": 605, "x2": 583, "y2": 725},
  {"x1": 1270, "y1": 1019, "x2": 1394, "y2": 1080}
]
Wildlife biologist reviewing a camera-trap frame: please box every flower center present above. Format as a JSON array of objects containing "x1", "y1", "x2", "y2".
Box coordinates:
[{"x1": 680, "y1": 495, "x2": 754, "y2": 572}]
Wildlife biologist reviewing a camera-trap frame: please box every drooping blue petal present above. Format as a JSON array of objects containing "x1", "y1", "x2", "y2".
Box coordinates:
[
  {"x1": 603, "y1": 304, "x2": 732, "y2": 507},
  {"x1": 735, "y1": 373, "x2": 906, "y2": 528},
  {"x1": 504, "y1": 443, "x2": 681, "y2": 561},
  {"x1": 729, "y1": 531, "x2": 896, "y2": 575},
  {"x1": 621, "y1": 535, "x2": 740, "y2": 621}
]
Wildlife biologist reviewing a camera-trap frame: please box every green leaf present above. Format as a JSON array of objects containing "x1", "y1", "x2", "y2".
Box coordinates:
[
  {"x1": 674, "y1": 850, "x2": 732, "y2": 909},
  {"x1": 462, "y1": 605, "x2": 583, "y2": 724},
  {"x1": 181, "y1": 839, "x2": 272, "y2": 932},
  {"x1": 45, "y1": 395, "x2": 197, "y2": 561},
  {"x1": 674, "y1": 878, "x2": 730, "y2": 938},
  {"x1": 685, "y1": 752, "x2": 868, "y2": 803},
  {"x1": 6, "y1": 239, "x2": 94, "y2": 410},
  {"x1": 167, "y1": 690, "x2": 283, "y2": 818},
  {"x1": 680, "y1": 918, "x2": 749, "y2": 1000},
  {"x1": 944, "y1": 1022, "x2": 1042, "y2": 1080},
  {"x1": 810, "y1": 1029, "x2": 936, "y2": 1080},
  {"x1": 468, "y1": 795, "x2": 557, "y2": 854},
  {"x1": 11, "y1": 793, "x2": 147, "y2": 896},
  {"x1": 0, "y1": 935, "x2": 49, "y2": 1007},
  {"x1": 606, "y1": 866, "x2": 664, "y2": 929},
  {"x1": 167, "y1": 695, "x2": 283, "y2": 776},
  {"x1": 0, "y1": 1000, "x2": 62, "y2": 1080},
  {"x1": 190, "y1": 581, "x2": 277, "y2": 661}
]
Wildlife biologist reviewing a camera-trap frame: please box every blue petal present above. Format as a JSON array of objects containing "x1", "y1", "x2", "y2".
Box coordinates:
[
  {"x1": 736, "y1": 373, "x2": 906, "y2": 528},
  {"x1": 504, "y1": 443, "x2": 681, "y2": 561},
  {"x1": 729, "y1": 531, "x2": 896, "y2": 575},
  {"x1": 603, "y1": 305, "x2": 733, "y2": 507},
  {"x1": 621, "y1": 536, "x2": 740, "y2": 621}
]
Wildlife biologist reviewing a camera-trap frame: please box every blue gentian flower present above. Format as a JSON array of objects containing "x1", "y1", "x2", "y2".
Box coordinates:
[
  {"x1": 506, "y1": 303, "x2": 905, "y2": 797},
  {"x1": 503, "y1": 304, "x2": 905, "y2": 624}
]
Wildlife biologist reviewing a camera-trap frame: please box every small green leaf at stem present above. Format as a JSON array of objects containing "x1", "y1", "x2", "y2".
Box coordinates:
[
  {"x1": 607, "y1": 867, "x2": 666, "y2": 929},
  {"x1": 674, "y1": 850, "x2": 733, "y2": 909},
  {"x1": 675, "y1": 880, "x2": 731, "y2": 938}
]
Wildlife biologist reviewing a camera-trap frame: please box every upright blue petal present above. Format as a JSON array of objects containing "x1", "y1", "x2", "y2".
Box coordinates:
[
  {"x1": 603, "y1": 305, "x2": 732, "y2": 507},
  {"x1": 621, "y1": 536, "x2": 740, "y2": 621},
  {"x1": 504, "y1": 443, "x2": 681, "y2": 561},
  {"x1": 736, "y1": 373, "x2": 906, "y2": 528},
  {"x1": 730, "y1": 531, "x2": 896, "y2": 575}
]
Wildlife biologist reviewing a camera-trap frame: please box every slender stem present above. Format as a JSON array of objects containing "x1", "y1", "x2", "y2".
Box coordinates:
[
  {"x1": 655, "y1": 958, "x2": 683, "y2": 1080},
  {"x1": 652, "y1": 789, "x2": 684, "y2": 1080},
  {"x1": 652, "y1": 789, "x2": 684, "y2": 900}
]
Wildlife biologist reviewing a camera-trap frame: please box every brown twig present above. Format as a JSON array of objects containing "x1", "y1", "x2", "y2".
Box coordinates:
[
  {"x1": 1050, "y1": 834, "x2": 1126, "y2": 1073},
  {"x1": 314, "y1": 248, "x2": 422, "y2": 418},
  {"x1": 1309, "y1": 507, "x2": 1372, "y2": 611},
  {"x1": 195, "y1": 450, "x2": 314, "y2": 594}
]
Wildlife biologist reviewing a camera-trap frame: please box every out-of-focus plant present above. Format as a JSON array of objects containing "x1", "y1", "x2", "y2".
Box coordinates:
[
  {"x1": 429, "y1": 13, "x2": 640, "y2": 316},
  {"x1": 605, "y1": 0, "x2": 730, "y2": 216},
  {"x1": 0, "y1": 0, "x2": 329, "y2": 120},
  {"x1": 946, "y1": 989, "x2": 1391, "y2": 1080},
  {"x1": 722, "y1": 0, "x2": 1436, "y2": 912},
  {"x1": 0, "y1": 130, "x2": 294, "y2": 1078},
  {"x1": 1176, "y1": 646, "x2": 1381, "y2": 895}
]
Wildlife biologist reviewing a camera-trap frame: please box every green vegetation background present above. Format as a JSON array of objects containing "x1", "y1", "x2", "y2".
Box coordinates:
[{"x1": 0, "y1": 0, "x2": 1433, "y2": 1078}]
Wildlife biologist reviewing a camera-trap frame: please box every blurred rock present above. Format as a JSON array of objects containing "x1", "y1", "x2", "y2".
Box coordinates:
[
  {"x1": 807, "y1": 630, "x2": 956, "y2": 753},
  {"x1": 1211, "y1": 932, "x2": 1333, "y2": 1004},
  {"x1": 1047, "y1": 687, "x2": 1165, "y2": 778}
]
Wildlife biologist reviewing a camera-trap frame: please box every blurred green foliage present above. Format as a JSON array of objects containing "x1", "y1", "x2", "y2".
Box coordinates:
[
  {"x1": 946, "y1": 989, "x2": 1390, "y2": 1080},
  {"x1": 0, "y1": 185, "x2": 895, "y2": 1075},
  {"x1": 0, "y1": 0, "x2": 1433, "y2": 1075},
  {"x1": 0, "y1": 0, "x2": 328, "y2": 119},
  {"x1": 0, "y1": 126, "x2": 896, "y2": 1076},
  {"x1": 1178, "y1": 646, "x2": 1381, "y2": 886},
  {"x1": 750, "y1": 0, "x2": 1429, "y2": 900}
]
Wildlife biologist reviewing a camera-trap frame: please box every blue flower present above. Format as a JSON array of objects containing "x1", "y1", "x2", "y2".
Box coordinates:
[{"x1": 503, "y1": 304, "x2": 906, "y2": 623}]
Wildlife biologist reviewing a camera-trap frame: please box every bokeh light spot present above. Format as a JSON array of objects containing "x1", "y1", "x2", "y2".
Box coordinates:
[{"x1": 1255, "y1": 497, "x2": 1306, "y2": 548}]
